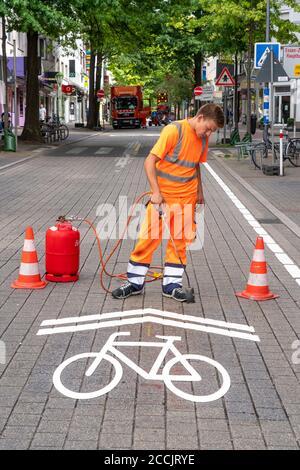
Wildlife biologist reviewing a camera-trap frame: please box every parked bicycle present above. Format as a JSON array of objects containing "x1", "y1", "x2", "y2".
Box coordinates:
[
  {"x1": 250, "y1": 135, "x2": 300, "y2": 169},
  {"x1": 47, "y1": 114, "x2": 69, "y2": 141},
  {"x1": 41, "y1": 114, "x2": 69, "y2": 143},
  {"x1": 53, "y1": 331, "x2": 231, "y2": 402}
]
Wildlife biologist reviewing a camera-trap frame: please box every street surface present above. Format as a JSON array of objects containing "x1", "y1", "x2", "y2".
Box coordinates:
[{"x1": 0, "y1": 127, "x2": 300, "y2": 450}]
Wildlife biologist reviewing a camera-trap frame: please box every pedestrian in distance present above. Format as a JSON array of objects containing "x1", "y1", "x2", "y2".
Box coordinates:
[
  {"x1": 112, "y1": 103, "x2": 224, "y2": 302},
  {"x1": 39, "y1": 103, "x2": 47, "y2": 123}
]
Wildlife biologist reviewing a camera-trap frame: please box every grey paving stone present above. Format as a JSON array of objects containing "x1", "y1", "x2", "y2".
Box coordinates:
[
  {"x1": 37, "y1": 419, "x2": 70, "y2": 433},
  {"x1": 31, "y1": 432, "x2": 66, "y2": 448},
  {"x1": 0, "y1": 438, "x2": 31, "y2": 449},
  {"x1": 64, "y1": 440, "x2": 98, "y2": 450},
  {"x1": 263, "y1": 432, "x2": 298, "y2": 447},
  {"x1": 99, "y1": 433, "x2": 132, "y2": 449},
  {"x1": 256, "y1": 408, "x2": 288, "y2": 421},
  {"x1": 200, "y1": 442, "x2": 233, "y2": 450},
  {"x1": 233, "y1": 439, "x2": 266, "y2": 450},
  {"x1": 1, "y1": 426, "x2": 37, "y2": 439},
  {"x1": 7, "y1": 413, "x2": 42, "y2": 427}
]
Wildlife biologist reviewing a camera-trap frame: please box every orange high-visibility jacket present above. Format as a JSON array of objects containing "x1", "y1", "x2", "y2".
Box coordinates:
[{"x1": 150, "y1": 119, "x2": 208, "y2": 197}]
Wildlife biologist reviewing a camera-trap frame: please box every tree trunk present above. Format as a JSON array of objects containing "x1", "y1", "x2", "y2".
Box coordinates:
[
  {"x1": 194, "y1": 51, "x2": 202, "y2": 113},
  {"x1": 246, "y1": 25, "x2": 253, "y2": 135},
  {"x1": 21, "y1": 31, "x2": 42, "y2": 142},
  {"x1": 234, "y1": 52, "x2": 239, "y2": 129},
  {"x1": 87, "y1": 47, "x2": 96, "y2": 128},
  {"x1": 1, "y1": 16, "x2": 9, "y2": 129}
]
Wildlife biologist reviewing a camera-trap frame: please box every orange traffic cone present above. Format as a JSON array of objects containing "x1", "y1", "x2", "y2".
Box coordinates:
[
  {"x1": 236, "y1": 236, "x2": 278, "y2": 301},
  {"x1": 11, "y1": 227, "x2": 47, "y2": 289}
]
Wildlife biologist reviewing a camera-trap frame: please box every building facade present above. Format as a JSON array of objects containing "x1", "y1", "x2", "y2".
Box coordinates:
[{"x1": 1, "y1": 25, "x2": 89, "y2": 129}]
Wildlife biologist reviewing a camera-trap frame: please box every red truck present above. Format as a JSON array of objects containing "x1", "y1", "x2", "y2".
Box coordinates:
[{"x1": 110, "y1": 85, "x2": 150, "y2": 129}]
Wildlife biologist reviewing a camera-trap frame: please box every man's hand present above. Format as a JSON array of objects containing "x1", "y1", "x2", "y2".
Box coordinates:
[{"x1": 150, "y1": 192, "x2": 164, "y2": 205}]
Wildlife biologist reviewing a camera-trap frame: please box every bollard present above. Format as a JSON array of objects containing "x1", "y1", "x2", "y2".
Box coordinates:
[{"x1": 279, "y1": 128, "x2": 283, "y2": 176}]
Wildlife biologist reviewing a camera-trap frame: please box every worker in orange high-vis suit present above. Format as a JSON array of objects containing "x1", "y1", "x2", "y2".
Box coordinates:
[{"x1": 112, "y1": 103, "x2": 224, "y2": 302}]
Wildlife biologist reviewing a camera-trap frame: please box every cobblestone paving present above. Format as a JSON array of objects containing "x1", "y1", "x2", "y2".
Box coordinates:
[{"x1": 0, "y1": 131, "x2": 299, "y2": 449}]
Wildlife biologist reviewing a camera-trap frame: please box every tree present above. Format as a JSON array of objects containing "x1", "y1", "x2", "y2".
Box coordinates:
[
  {"x1": 4, "y1": 0, "x2": 81, "y2": 141},
  {"x1": 198, "y1": 0, "x2": 300, "y2": 132},
  {"x1": 78, "y1": 0, "x2": 170, "y2": 128},
  {"x1": 1, "y1": 16, "x2": 9, "y2": 130}
]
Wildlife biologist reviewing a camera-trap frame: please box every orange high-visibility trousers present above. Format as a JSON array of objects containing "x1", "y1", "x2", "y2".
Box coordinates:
[{"x1": 127, "y1": 195, "x2": 196, "y2": 292}]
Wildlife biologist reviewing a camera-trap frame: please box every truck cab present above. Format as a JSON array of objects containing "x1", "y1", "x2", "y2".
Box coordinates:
[{"x1": 111, "y1": 86, "x2": 143, "y2": 129}]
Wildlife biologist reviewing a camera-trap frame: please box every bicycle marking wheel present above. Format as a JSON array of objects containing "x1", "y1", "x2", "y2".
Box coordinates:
[
  {"x1": 163, "y1": 354, "x2": 231, "y2": 402},
  {"x1": 53, "y1": 353, "x2": 123, "y2": 400}
]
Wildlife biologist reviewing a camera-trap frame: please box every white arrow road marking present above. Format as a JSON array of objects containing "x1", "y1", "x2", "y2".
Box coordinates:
[{"x1": 37, "y1": 308, "x2": 259, "y2": 342}]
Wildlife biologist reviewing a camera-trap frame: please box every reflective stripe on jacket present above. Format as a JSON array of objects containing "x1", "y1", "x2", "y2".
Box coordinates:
[{"x1": 156, "y1": 121, "x2": 207, "y2": 184}]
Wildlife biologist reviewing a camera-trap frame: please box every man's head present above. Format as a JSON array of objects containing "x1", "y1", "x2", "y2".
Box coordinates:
[
  {"x1": 40, "y1": 103, "x2": 44, "y2": 108},
  {"x1": 190, "y1": 103, "x2": 224, "y2": 139}
]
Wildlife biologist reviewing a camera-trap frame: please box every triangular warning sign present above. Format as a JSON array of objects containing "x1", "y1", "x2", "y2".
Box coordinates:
[{"x1": 216, "y1": 66, "x2": 235, "y2": 86}]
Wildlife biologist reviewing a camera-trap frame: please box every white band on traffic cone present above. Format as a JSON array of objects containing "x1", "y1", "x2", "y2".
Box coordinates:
[
  {"x1": 252, "y1": 249, "x2": 266, "y2": 262},
  {"x1": 19, "y1": 263, "x2": 40, "y2": 276},
  {"x1": 23, "y1": 240, "x2": 36, "y2": 252},
  {"x1": 247, "y1": 272, "x2": 268, "y2": 286}
]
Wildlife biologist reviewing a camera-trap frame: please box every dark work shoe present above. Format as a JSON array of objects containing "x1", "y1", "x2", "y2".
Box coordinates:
[
  {"x1": 112, "y1": 281, "x2": 144, "y2": 299},
  {"x1": 162, "y1": 287, "x2": 188, "y2": 302}
]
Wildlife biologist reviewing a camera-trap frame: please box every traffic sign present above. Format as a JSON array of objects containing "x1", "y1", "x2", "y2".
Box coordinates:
[
  {"x1": 255, "y1": 52, "x2": 289, "y2": 83},
  {"x1": 283, "y1": 46, "x2": 300, "y2": 78},
  {"x1": 254, "y1": 42, "x2": 280, "y2": 69},
  {"x1": 295, "y1": 64, "x2": 300, "y2": 77},
  {"x1": 215, "y1": 67, "x2": 235, "y2": 86},
  {"x1": 194, "y1": 86, "x2": 203, "y2": 96},
  {"x1": 97, "y1": 89, "x2": 105, "y2": 98},
  {"x1": 62, "y1": 84, "x2": 74, "y2": 95},
  {"x1": 200, "y1": 85, "x2": 214, "y2": 101}
]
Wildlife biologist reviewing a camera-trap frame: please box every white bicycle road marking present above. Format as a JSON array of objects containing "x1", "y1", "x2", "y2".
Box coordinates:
[
  {"x1": 205, "y1": 162, "x2": 300, "y2": 287},
  {"x1": 53, "y1": 331, "x2": 231, "y2": 402},
  {"x1": 37, "y1": 308, "x2": 260, "y2": 342}
]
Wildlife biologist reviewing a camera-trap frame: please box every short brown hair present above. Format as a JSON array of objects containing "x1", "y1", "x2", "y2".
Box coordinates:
[{"x1": 196, "y1": 103, "x2": 224, "y2": 128}]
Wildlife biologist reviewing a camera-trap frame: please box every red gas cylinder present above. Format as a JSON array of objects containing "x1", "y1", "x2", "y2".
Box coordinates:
[{"x1": 45, "y1": 219, "x2": 80, "y2": 282}]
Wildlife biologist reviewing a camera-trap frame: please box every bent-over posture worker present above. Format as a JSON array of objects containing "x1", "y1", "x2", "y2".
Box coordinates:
[{"x1": 112, "y1": 103, "x2": 224, "y2": 302}]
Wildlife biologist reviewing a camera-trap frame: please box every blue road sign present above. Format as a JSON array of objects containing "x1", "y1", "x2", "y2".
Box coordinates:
[{"x1": 254, "y1": 43, "x2": 280, "y2": 69}]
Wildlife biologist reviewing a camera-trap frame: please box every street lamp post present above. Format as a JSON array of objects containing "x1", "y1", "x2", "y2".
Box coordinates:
[
  {"x1": 264, "y1": 0, "x2": 271, "y2": 143},
  {"x1": 55, "y1": 72, "x2": 64, "y2": 120}
]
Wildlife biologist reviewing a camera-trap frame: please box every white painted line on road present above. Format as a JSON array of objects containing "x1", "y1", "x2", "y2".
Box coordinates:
[
  {"x1": 37, "y1": 308, "x2": 259, "y2": 342},
  {"x1": 204, "y1": 162, "x2": 300, "y2": 287},
  {"x1": 94, "y1": 147, "x2": 113, "y2": 155},
  {"x1": 39, "y1": 307, "x2": 256, "y2": 332},
  {"x1": 65, "y1": 147, "x2": 89, "y2": 155},
  {"x1": 0, "y1": 154, "x2": 40, "y2": 172},
  {"x1": 37, "y1": 315, "x2": 260, "y2": 342}
]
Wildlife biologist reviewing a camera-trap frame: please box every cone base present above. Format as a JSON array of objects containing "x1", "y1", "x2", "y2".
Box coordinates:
[
  {"x1": 11, "y1": 279, "x2": 47, "y2": 289},
  {"x1": 236, "y1": 290, "x2": 279, "y2": 301},
  {"x1": 46, "y1": 273, "x2": 79, "y2": 282}
]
